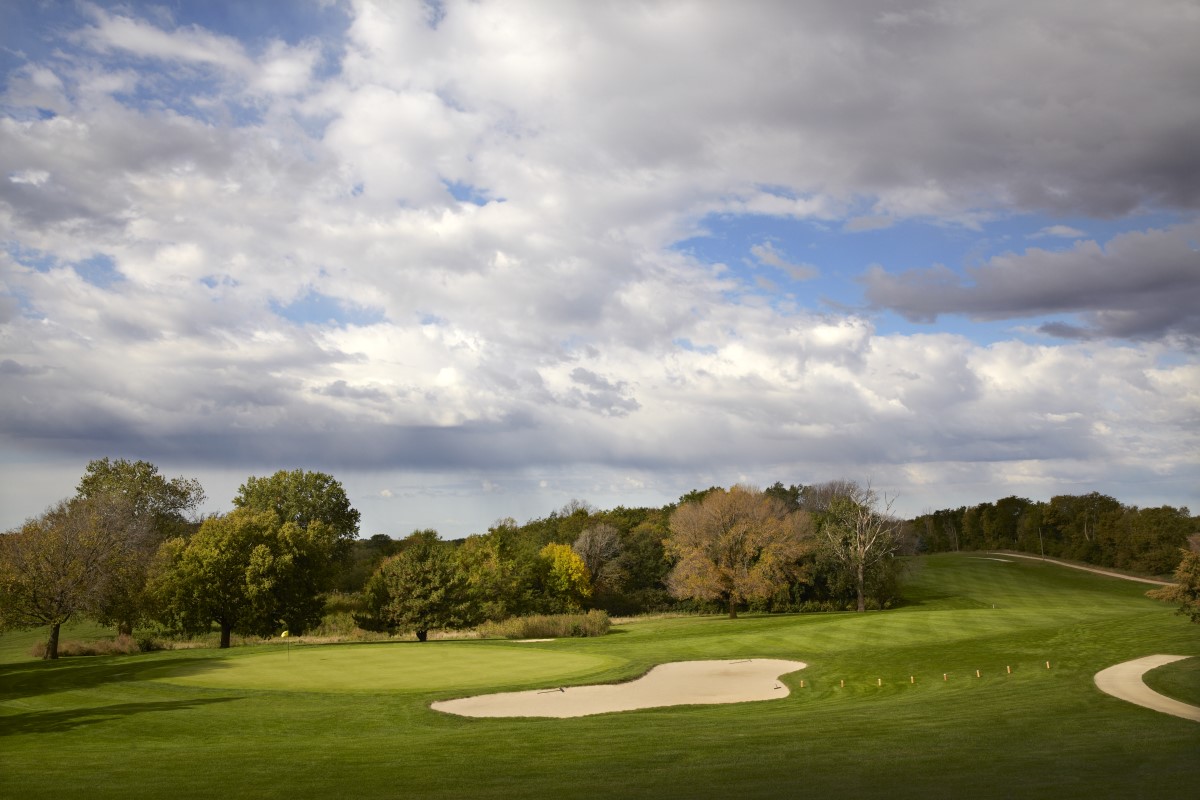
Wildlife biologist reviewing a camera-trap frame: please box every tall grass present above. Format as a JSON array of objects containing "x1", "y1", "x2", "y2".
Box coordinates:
[{"x1": 476, "y1": 610, "x2": 611, "y2": 639}]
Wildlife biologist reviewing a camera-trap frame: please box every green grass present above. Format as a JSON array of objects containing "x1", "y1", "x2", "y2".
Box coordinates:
[{"x1": 2, "y1": 553, "x2": 1198, "y2": 799}]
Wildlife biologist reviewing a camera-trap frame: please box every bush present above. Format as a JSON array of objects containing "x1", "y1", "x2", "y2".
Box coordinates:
[{"x1": 476, "y1": 610, "x2": 610, "y2": 639}]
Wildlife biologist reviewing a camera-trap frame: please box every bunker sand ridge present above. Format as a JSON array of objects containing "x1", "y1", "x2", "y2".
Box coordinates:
[{"x1": 431, "y1": 658, "x2": 806, "y2": 718}]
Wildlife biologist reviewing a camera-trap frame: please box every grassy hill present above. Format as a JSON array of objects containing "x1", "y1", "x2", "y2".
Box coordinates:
[{"x1": 2, "y1": 553, "x2": 1197, "y2": 799}]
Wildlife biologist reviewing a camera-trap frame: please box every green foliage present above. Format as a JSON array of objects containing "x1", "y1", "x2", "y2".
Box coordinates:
[
  {"x1": 455, "y1": 530, "x2": 531, "y2": 621},
  {"x1": 76, "y1": 458, "x2": 205, "y2": 539},
  {"x1": 150, "y1": 509, "x2": 282, "y2": 647},
  {"x1": 233, "y1": 468, "x2": 361, "y2": 541},
  {"x1": 361, "y1": 530, "x2": 474, "y2": 641},
  {"x1": 913, "y1": 494, "x2": 1197, "y2": 576}
]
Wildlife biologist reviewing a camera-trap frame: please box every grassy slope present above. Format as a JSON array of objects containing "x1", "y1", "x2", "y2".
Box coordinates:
[{"x1": 1, "y1": 553, "x2": 1197, "y2": 800}]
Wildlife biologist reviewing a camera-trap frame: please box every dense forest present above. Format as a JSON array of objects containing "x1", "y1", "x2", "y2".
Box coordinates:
[{"x1": 909, "y1": 493, "x2": 1197, "y2": 575}]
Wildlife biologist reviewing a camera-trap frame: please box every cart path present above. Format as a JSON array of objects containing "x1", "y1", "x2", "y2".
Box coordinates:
[
  {"x1": 1094, "y1": 655, "x2": 1200, "y2": 722},
  {"x1": 994, "y1": 552, "x2": 1173, "y2": 586}
]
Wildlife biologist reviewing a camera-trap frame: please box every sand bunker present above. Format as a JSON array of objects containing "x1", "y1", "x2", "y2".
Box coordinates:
[
  {"x1": 431, "y1": 658, "x2": 806, "y2": 718},
  {"x1": 1094, "y1": 654, "x2": 1200, "y2": 722}
]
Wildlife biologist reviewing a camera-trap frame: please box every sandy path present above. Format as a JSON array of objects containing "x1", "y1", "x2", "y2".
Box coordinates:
[
  {"x1": 1094, "y1": 655, "x2": 1200, "y2": 722},
  {"x1": 994, "y1": 552, "x2": 1173, "y2": 586},
  {"x1": 431, "y1": 658, "x2": 806, "y2": 718}
]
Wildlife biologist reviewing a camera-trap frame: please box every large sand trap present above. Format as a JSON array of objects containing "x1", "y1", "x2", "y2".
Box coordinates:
[
  {"x1": 1094, "y1": 654, "x2": 1200, "y2": 722},
  {"x1": 431, "y1": 658, "x2": 806, "y2": 718}
]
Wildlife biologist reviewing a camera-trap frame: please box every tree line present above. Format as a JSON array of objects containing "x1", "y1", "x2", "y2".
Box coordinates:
[
  {"x1": 1, "y1": 461, "x2": 919, "y2": 657},
  {"x1": 909, "y1": 493, "x2": 1198, "y2": 575}
]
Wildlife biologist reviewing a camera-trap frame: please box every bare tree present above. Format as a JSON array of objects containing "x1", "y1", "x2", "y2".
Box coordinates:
[
  {"x1": 666, "y1": 485, "x2": 814, "y2": 618},
  {"x1": 819, "y1": 482, "x2": 902, "y2": 612},
  {"x1": 573, "y1": 523, "x2": 621, "y2": 594}
]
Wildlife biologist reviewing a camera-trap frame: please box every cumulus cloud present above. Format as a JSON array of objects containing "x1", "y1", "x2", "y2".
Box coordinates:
[{"x1": 1, "y1": 1, "x2": 1197, "y2": 534}]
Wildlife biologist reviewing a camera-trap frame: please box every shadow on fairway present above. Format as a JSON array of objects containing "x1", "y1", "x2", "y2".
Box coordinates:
[
  {"x1": 0, "y1": 656, "x2": 229, "y2": 700},
  {"x1": 0, "y1": 696, "x2": 241, "y2": 736}
]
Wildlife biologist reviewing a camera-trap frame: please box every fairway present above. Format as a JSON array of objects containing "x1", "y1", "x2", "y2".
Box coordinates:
[
  {"x1": 155, "y1": 641, "x2": 624, "y2": 693},
  {"x1": 2, "y1": 553, "x2": 1198, "y2": 800}
]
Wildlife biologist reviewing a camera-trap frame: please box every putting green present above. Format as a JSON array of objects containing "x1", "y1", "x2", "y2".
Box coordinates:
[{"x1": 155, "y1": 641, "x2": 625, "y2": 694}]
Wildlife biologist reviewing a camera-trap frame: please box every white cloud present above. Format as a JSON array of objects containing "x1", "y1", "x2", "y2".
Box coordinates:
[{"x1": 1, "y1": 0, "x2": 1197, "y2": 535}]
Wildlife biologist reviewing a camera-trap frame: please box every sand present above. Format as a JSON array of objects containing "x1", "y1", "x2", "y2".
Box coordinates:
[
  {"x1": 1094, "y1": 654, "x2": 1200, "y2": 722},
  {"x1": 431, "y1": 658, "x2": 806, "y2": 718}
]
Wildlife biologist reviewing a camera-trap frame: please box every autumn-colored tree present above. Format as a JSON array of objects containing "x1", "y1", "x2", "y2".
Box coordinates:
[
  {"x1": 665, "y1": 485, "x2": 814, "y2": 618},
  {"x1": 0, "y1": 496, "x2": 147, "y2": 658},
  {"x1": 1147, "y1": 549, "x2": 1200, "y2": 623},
  {"x1": 539, "y1": 542, "x2": 592, "y2": 612}
]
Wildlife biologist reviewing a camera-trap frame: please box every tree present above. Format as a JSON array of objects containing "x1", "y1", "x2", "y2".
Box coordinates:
[
  {"x1": 818, "y1": 482, "x2": 902, "y2": 612},
  {"x1": 572, "y1": 523, "x2": 621, "y2": 596},
  {"x1": 76, "y1": 458, "x2": 206, "y2": 538},
  {"x1": 455, "y1": 530, "x2": 530, "y2": 621},
  {"x1": 151, "y1": 509, "x2": 281, "y2": 648},
  {"x1": 75, "y1": 458, "x2": 206, "y2": 635},
  {"x1": 0, "y1": 497, "x2": 144, "y2": 658},
  {"x1": 538, "y1": 543, "x2": 592, "y2": 612},
  {"x1": 665, "y1": 485, "x2": 814, "y2": 618},
  {"x1": 1147, "y1": 549, "x2": 1200, "y2": 623},
  {"x1": 234, "y1": 469, "x2": 360, "y2": 541},
  {"x1": 363, "y1": 530, "x2": 473, "y2": 641}
]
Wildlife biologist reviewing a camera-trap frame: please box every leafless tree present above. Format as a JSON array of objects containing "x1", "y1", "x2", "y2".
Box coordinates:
[
  {"x1": 819, "y1": 481, "x2": 902, "y2": 612},
  {"x1": 573, "y1": 523, "x2": 622, "y2": 594}
]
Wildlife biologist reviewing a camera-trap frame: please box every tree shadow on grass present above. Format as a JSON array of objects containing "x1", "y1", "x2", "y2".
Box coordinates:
[
  {"x1": 0, "y1": 655, "x2": 230, "y2": 701},
  {"x1": 0, "y1": 696, "x2": 241, "y2": 736}
]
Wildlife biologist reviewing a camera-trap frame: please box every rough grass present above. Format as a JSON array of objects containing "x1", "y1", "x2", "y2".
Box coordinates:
[
  {"x1": 1, "y1": 553, "x2": 1197, "y2": 800},
  {"x1": 475, "y1": 609, "x2": 611, "y2": 639}
]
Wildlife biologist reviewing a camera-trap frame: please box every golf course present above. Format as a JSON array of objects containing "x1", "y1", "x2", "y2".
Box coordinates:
[{"x1": 2, "y1": 552, "x2": 1197, "y2": 799}]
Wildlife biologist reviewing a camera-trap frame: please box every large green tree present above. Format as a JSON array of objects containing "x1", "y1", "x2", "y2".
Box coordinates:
[
  {"x1": 75, "y1": 458, "x2": 206, "y2": 634},
  {"x1": 666, "y1": 485, "x2": 814, "y2": 618},
  {"x1": 0, "y1": 496, "x2": 146, "y2": 658},
  {"x1": 233, "y1": 469, "x2": 360, "y2": 541},
  {"x1": 362, "y1": 530, "x2": 473, "y2": 641},
  {"x1": 151, "y1": 509, "x2": 277, "y2": 648}
]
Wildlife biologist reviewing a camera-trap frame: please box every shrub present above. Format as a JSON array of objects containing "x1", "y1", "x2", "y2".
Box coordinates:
[{"x1": 476, "y1": 610, "x2": 610, "y2": 639}]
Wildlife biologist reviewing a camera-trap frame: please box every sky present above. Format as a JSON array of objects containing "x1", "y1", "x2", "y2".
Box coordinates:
[{"x1": 1, "y1": 0, "x2": 1198, "y2": 538}]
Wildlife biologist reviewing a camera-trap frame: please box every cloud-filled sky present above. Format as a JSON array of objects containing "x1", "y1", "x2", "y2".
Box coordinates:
[{"x1": 2, "y1": 0, "x2": 1198, "y2": 537}]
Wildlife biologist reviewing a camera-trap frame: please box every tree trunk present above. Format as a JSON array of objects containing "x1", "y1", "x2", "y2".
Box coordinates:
[
  {"x1": 728, "y1": 597, "x2": 738, "y2": 619},
  {"x1": 219, "y1": 622, "x2": 232, "y2": 649},
  {"x1": 45, "y1": 623, "x2": 61, "y2": 660},
  {"x1": 416, "y1": 629, "x2": 428, "y2": 642},
  {"x1": 118, "y1": 620, "x2": 133, "y2": 638},
  {"x1": 856, "y1": 562, "x2": 866, "y2": 612}
]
